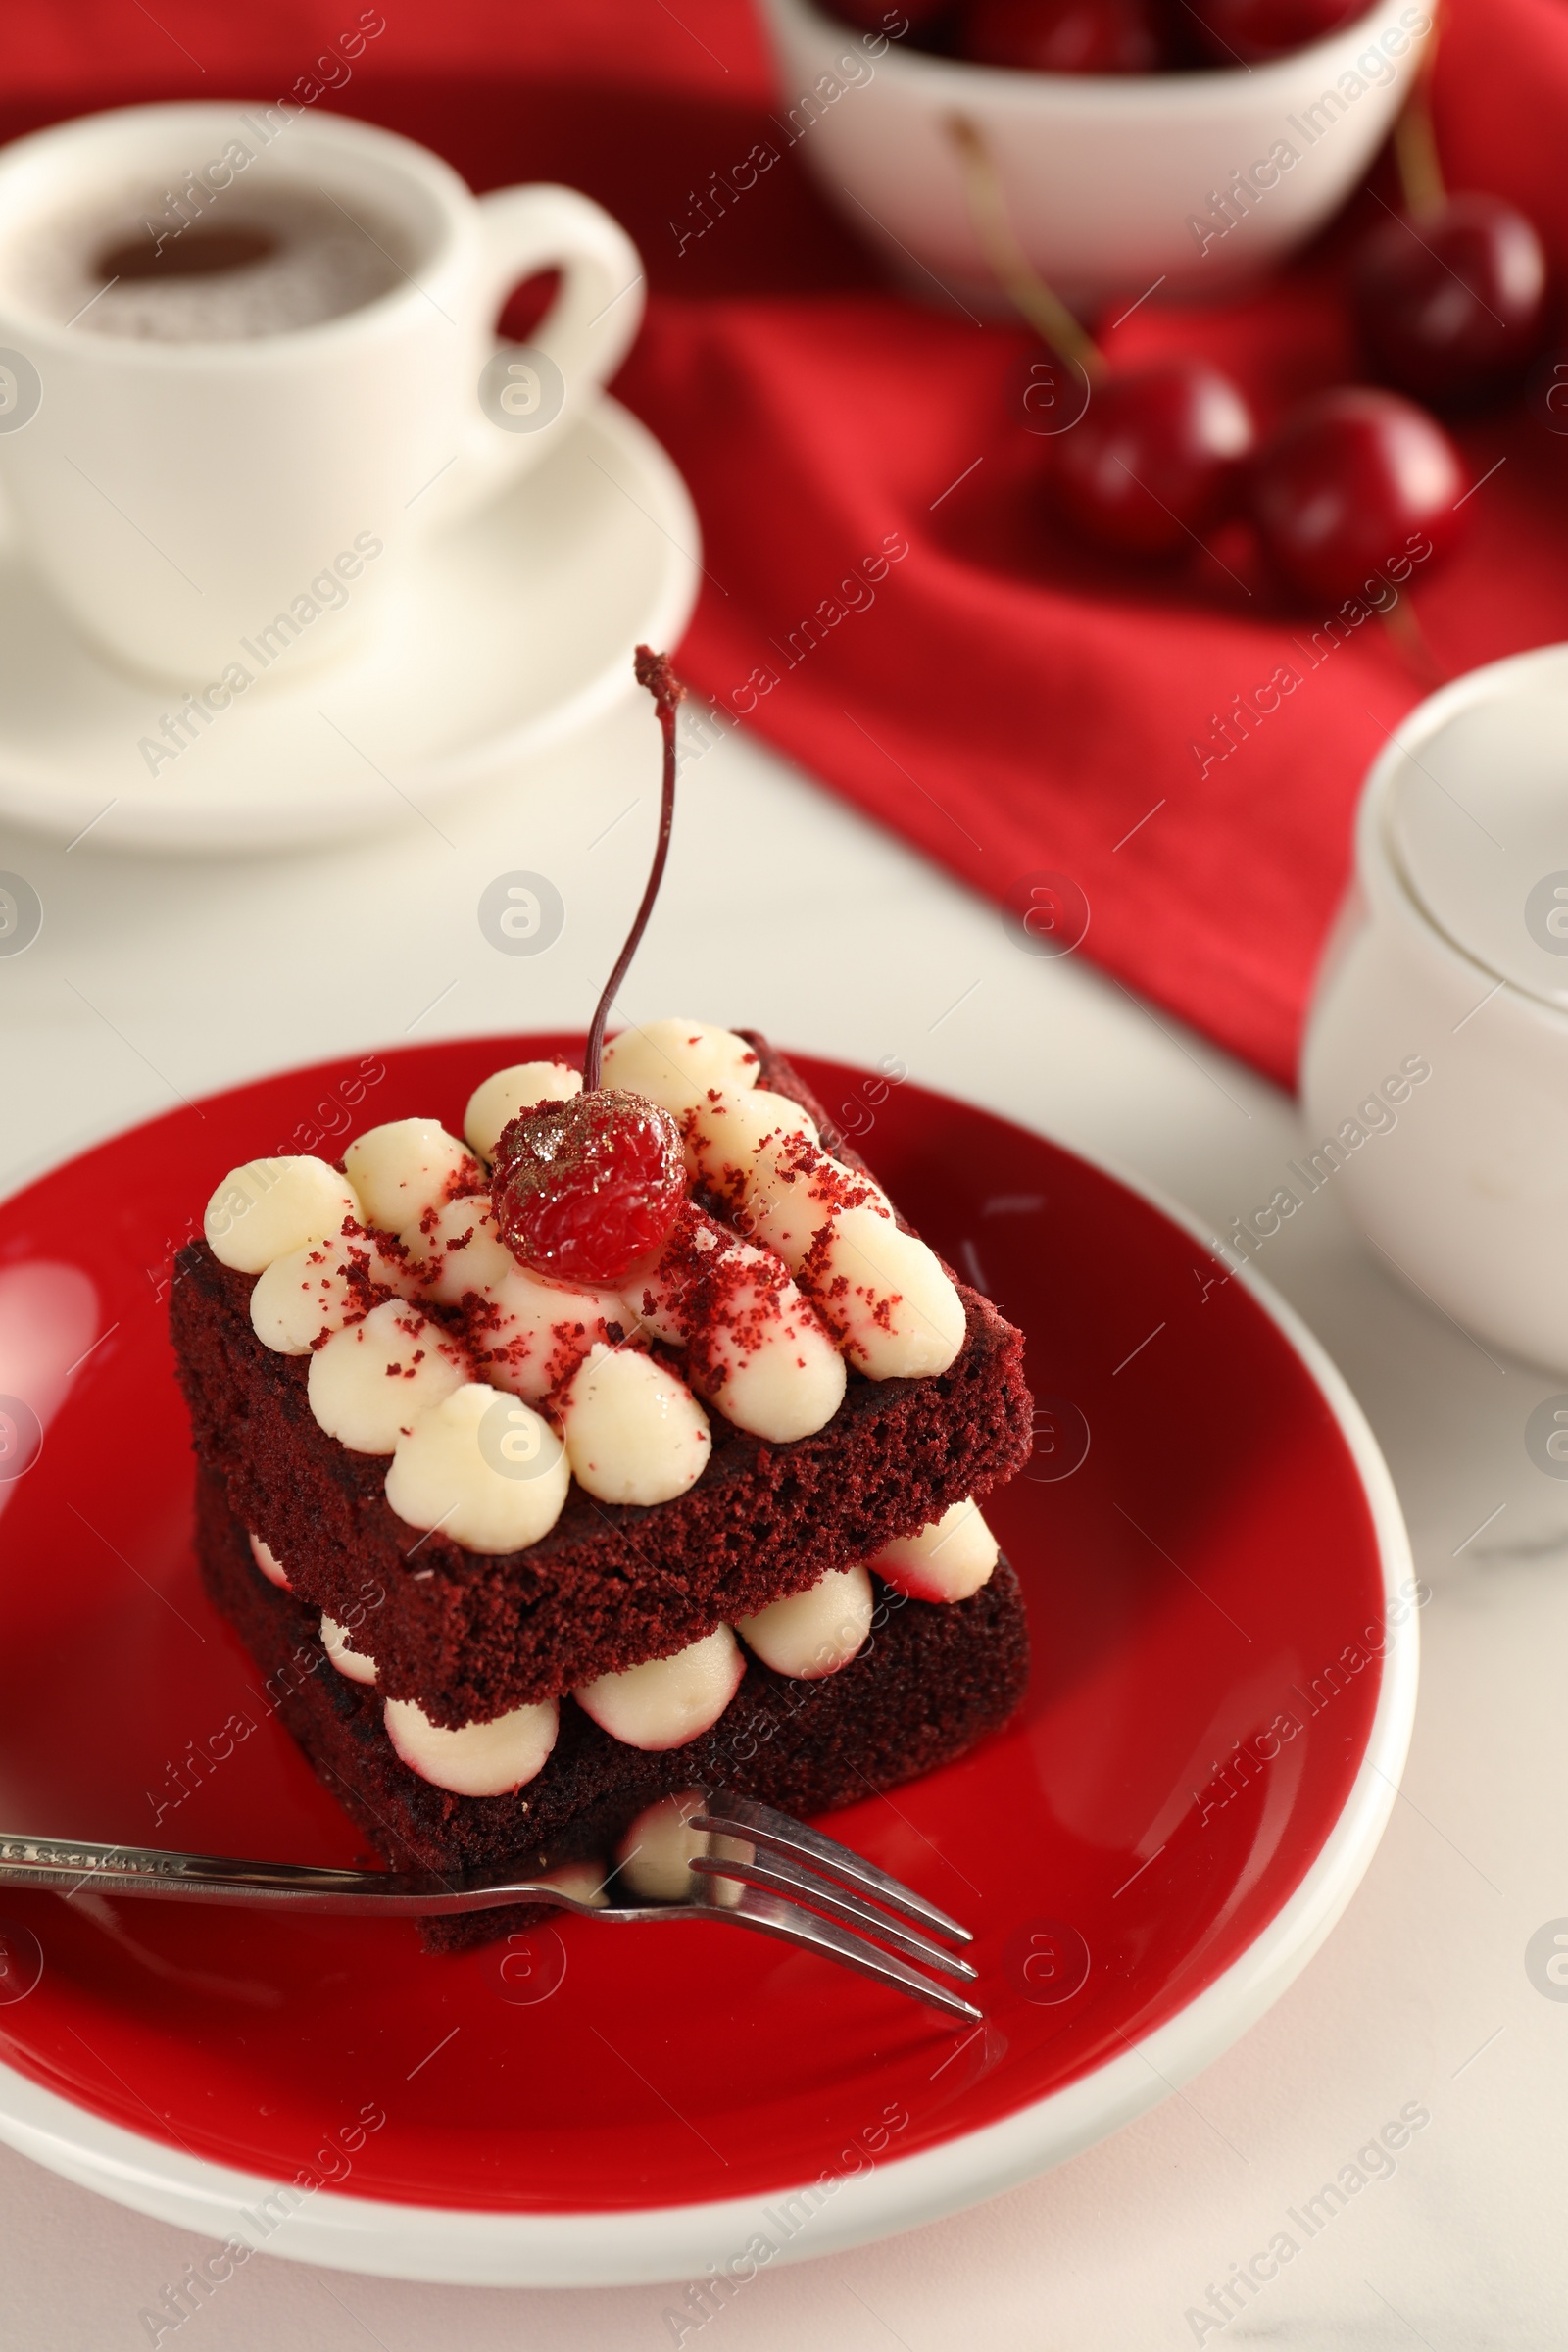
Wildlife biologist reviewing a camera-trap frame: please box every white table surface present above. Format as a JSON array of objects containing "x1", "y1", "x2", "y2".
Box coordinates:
[{"x1": 2, "y1": 687, "x2": 1564, "y2": 2350}]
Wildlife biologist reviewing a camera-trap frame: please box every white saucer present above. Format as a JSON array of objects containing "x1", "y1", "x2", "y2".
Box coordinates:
[{"x1": 0, "y1": 396, "x2": 700, "y2": 854}]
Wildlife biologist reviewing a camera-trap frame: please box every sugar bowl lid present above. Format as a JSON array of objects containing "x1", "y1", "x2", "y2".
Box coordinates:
[{"x1": 1380, "y1": 651, "x2": 1568, "y2": 1010}]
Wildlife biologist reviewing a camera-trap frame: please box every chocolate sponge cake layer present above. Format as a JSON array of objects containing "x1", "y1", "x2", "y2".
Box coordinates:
[
  {"x1": 196, "y1": 1475, "x2": 1030, "y2": 1955},
  {"x1": 171, "y1": 1043, "x2": 1032, "y2": 1725}
]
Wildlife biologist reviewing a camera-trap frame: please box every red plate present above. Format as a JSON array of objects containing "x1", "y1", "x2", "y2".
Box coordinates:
[{"x1": 0, "y1": 1040, "x2": 1415, "y2": 2279}]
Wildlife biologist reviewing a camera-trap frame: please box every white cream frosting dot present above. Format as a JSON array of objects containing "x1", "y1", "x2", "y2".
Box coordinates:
[
  {"x1": 742, "y1": 1138, "x2": 890, "y2": 1273},
  {"x1": 683, "y1": 1086, "x2": 820, "y2": 1198},
  {"x1": 384, "y1": 1692, "x2": 559, "y2": 1795},
  {"x1": 464, "y1": 1060, "x2": 582, "y2": 1162},
  {"x1": 320, "y1": 1613, "x2": 377, "y2": 1684},
  {"x1": 401, "y1": 1196, "x2": 514, "y2": 1304},
  {"x1": 559, "y1": 1343, "x2": 710, "y2": 1505},
  {"x1": 471, "y1": 1265, "x2": 632, "y2": 1403},
  {"x1": 736, "y1": 1563, "x2": 873, "y2": 1679},
  {"x1": 248, "y1": 1532, "x2": 291, "y2": 1591},
  {"x1": 732, "y1": 1135, "x2": 961, "y2": 1380},
  {"x1": 623, "y1": 1209, "x2": 846, "y2": 1444},
  {"x1": 614, "y1": 1788, "x2": 746, "y2": 1905},
  {"x1": 534, "y1": 1859, "x2": 611, "y2": 1907},
  {"x1": 601, "y1": 1018, "x2": 760, "y2": 1117},
  {"x1": 307, "y1": 1299, "x2": 467, "y2": 1455},
  {"x1": 342, "y1": 1119, "x2": 480, "y2": 1233},
  {"x1": 384, "y1": 1381, "x2": 569, "y2": 1553},
  {"x1": 804, "y1": 1207, "x2": 967, "y2": 1380},
  {"x1": 691, "y1": 1253, "x2": 847, "y2": 1442},
  {"x1": 204, "y1": 1156, "x2": 359, "y2": 1276},
  {"x1": 871, "y1": 1499, "x2": 999, "y2": 1602},
  {"x1": 249, "y1": 1232, "x2": 420, "y2": 1354},
  {"x1": 574, "y1": 1625, "x2": 744, "y2": 1752}
]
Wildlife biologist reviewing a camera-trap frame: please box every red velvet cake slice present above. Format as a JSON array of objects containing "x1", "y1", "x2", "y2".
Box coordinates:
[{"x1": 170, "y1": 653, "x2": 1034, "y2": 1947}]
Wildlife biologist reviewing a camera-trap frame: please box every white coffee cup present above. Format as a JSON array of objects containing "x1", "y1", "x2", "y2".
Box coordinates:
[
  {"x1": 0, "y1": 103, "x2": 645, "y2": 681},
  {"x1": 1301, "y1": 644, "x2": 1568, "y2": 1376}
]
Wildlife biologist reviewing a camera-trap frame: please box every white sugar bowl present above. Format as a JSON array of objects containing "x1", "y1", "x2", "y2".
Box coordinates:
[{"x1": 1300, "y1": 645, "x2": 1568, "y2": 1375}]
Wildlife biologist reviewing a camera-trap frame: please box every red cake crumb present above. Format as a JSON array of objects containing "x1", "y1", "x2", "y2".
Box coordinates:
[
  {"x1": 442, "y1": 1162, "x2": 489, "y2": 1204},
  {"x1": 764, "y1": 1132, "x2": 885, "y2": 1214}
]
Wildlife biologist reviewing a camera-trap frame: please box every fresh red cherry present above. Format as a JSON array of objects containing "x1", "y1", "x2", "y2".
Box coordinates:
[
  {"x1": 492, "y1": 1091, "x2": 685, "y2": 1288},
  {"x1": 1249, "y1": 388, "x2": 1467, "y2": 602},
  {"x1": 962, "y1": 0, "x2": 1163, "y2": 71},
  {"x1": 1352, "y1": 194, "x2": 1550, "y2": 408},
  {"x1": 1186, "y1": 0, "x2": 1363, "y2": 61},
  {"x1": 1054, "y1": 357, "x2": 1255, "y2": 555}
]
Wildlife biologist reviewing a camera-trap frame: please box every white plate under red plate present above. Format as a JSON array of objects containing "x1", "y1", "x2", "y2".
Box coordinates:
[{"x1": 0, "y1": 1040, "x2": 1416, "y2": 2285}]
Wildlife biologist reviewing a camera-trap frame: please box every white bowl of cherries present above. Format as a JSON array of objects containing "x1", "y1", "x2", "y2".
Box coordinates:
[
  {"x1": 762, "y1": 0, "x2": 1554, "y2": 644},
  {"x1": 759, "y1": 0, "x2": 1433, "y2": 308}
]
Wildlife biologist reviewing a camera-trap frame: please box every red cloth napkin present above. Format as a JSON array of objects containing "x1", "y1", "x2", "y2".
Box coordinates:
[{"x1": 6, "y1": 0, "x2": 1567, "y2": 1084}]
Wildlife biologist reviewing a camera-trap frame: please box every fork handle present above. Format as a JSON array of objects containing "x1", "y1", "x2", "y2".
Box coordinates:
[{"x1": 0, "y1": 1834, "x2": 547, "y2": 1917}]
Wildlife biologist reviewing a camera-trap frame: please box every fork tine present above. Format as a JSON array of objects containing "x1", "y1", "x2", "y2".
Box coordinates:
[
  {"x1": 714, "y1": 1883, "x2": 983, "y2": 2022},
  {"x1": 687, "y1": 1850, "x2": 977, "y2": 1981},
  {"x1": 691, "y1": 1794, "x2": 972, "y2": 1945}
]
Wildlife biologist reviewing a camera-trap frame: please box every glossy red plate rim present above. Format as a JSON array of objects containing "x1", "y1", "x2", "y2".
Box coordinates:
[{"x1": 0, "y1": 1067, "x2": 1418, "y2": 2287}]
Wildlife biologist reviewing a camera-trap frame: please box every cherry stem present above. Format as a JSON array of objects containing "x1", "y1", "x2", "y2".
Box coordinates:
[
  {"x1": 581, "y1": 645, "x2": 686, "y2": 1093},
  {"x1": 1393, "y1": 15, "x2": 1445, "y2": 217},
  {"x1": 1393, "y1": 91, "x2": 1446, "y2": 217},
  {"x1": 1381, "y1": 596, "x2": 1446, "y2": 690},
  {"x1": 946, "y1": 112, "x2": 1106, "y2": 380}
]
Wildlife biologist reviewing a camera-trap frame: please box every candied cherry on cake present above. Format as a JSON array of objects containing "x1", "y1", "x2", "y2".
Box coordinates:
[
  {"x1": 491, "y1": 1090, "x2": 685, "y2": 1288},
  {"x1": 961, "y1": 0, "x2": 1164, "y2": 72},
  {"x1": 1351, "y1": 193, "x2": 1551, "y2": 408},
  {"x1": 1186, "y1": 0, "x2": 1364, "y2": 62},
  {"x1": 1247, "y1": 387, "x2": 1467, "y2": 602},
  {"x1": 1053, "y1": 355, "x2": 1256, "y2": 554}
]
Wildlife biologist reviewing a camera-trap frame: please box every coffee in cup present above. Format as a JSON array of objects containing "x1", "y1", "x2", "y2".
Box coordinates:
[{"x1": 4, "y1": 181, "x2": 416, "y2": 341}]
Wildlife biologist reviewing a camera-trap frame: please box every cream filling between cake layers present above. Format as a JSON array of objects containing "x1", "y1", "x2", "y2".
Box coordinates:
[
  {"x1": 615, "y1": 1789, "x2": 749, "y2": 1906},
  {"x1": 248, "y1": 1532, "x2": 292, "y2": 1592},
  {"x1": 256, "y1": 1512, "x2": 995, "y2": 1795},
  {"x1": 869, "y1": 1500, "x2": 1001, "y2": 1602},
  {"x1": 204, "y1": 1023, "x2": 969, "y2": 1560}
]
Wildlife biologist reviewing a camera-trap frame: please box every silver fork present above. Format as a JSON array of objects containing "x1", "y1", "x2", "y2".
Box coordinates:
[{"x1": 0, "y1": 1793, "x2": 980, "y2": 2023}]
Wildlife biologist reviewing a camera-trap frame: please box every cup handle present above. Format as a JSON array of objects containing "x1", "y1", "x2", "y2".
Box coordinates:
[{"x1": 432, "y1": 183, "x2": 646, "y2": 530}]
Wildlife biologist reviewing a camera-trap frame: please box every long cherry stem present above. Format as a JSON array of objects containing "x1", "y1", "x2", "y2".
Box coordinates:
[
  {"x1": 582, "y1": 645, "x2": 686, "y2": 1093},
  {"x1": 1393, "y1": 90, "x2": 1445, "y2": 218},
  {"x1": 945, "y1": 112, "x2": 1106, "y2": 379},
  {"x1": 1392, "y1": 10, "x2": 1446, "y2": 219},
  {"x1": 1380, "y1": 594, "x2": 1446, "y2": 689}
]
